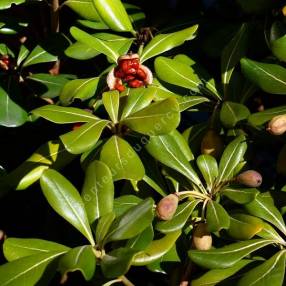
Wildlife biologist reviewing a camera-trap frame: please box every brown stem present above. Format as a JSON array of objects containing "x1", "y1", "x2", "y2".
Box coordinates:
[
  {"x1": 120, "y1": 275, "x2": 135, "y2": 286},
  {"x1": 50, "y1": 0, "x2": 60, "y2": 75}
]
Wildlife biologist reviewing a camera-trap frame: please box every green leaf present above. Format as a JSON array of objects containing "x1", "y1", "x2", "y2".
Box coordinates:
[
  {"x1": 0, "y1": 251, "x2": 66, "y2": 286},
  {"x1": 65, "y1": 0, "x2": 101, "y2": 21},
  {"x1": 1, "y1": 140, "x2": 75, "y2": 191},
  {"x1": 191, "y1": 260, "x2": 253, "y2": 286},
  {"x1": 126, "y1": 225, "x2": 154, "y2": 251},
  {"x1": 238, "y1": 251, "x2": 286, "y2": 286},
  {"x1": 140, "y1": 25, "x2": 198, "y2": 63},
  {"x1": 77, "y1": 19, "x2": 109, "y2": 30},
  {"x1": 100, "y1": 136, "x2": 145, "y2": 181},
  {"x1": 60, "y1": 77, "x2": 99, "y2": 106},
  {"x1": 101, "y1": 248, "x2": 138, "y2": 278},
  {"x1": 81, "y1": 160, "x2": 114, "y2": 223},
  {"x1": 0, "y1": 86, "x2": 27, "y2": 127},
  {"x1": 248, "y1": 105, "x2": 286, "y2": 126},
  {"x1": 58, "y1": 246, "x2": 96, "y2": 281},
  {"x1": 0, "y1": 0, "x2": 26, "y2": 10},
  {"x1": 154, "y1": 57, "x2": 201, "y2": 91},
  {"x1": 189, "y1": 239, "x2": 274, "y2": 269},
  {"x1": 227, "y1": 214, "x2": 264, "y2": 240},
  {"x1": 40, "y1": 169, "x2": 95, "y2": 245},
  {"x1": 102, "y1": 90, "x2": 119, "y2": 123},
  {"x1": 206, "y1": 200, "x2": 230, "y2": 232},
  {"x1": 217, "y1": 135, "x2": 247, "y2": 182},
  {"x1": 22, "y1": 45, "x2": 57, "y2": 67},
  {"x1": 220, "y1": 101, "x2": 250, "y2": 128},
  {"x1": 3, "y1": 238, "x2": 69, "y2": 262},
  {"x1": 146, "y1": 132, "x2": 201, "y2": 186},
  {"x1": 240, "y1": 58, "x2": 286, "y2": 94},
  {"x1": 92, "y1": 0, "x2": 133, "y2": 32},
  {"x1": 121, "y1": 87, "x2": 155, "y2": 119},
  {"x1": 17, "y1": 44, "x2": 29, "y2": 66},
  {"x1": 27, "y1": 73, "x2": 73, "y2": 99},
  {"x1": 272, "y1": 35, "x2": 286, "y2": 62},
  {"x1": 257, "y1": 221, "x2": 286, "y2": 244},
  {"x1": 177, "y1": 96, "x2": 209, "y2": 112},
  {"x1": 221, "y1": 186, "x2": 258, "y2": 204},
  {"x1": 31, "y1": 105, "x2": 97, "y2": 124},
  {"x1": 105, "y1": 198, "x2": 154, "y2": 243},
  {"x1": 196, "y1": 154, "x2": 218, "y2": 190},
  {"x1": 156, "y1": 200, "x2": 200, "y2": 233},
  {"x1": 132, "y1": 230, "x2": 181, "y2": 266},
  {"x1": 221, "y1": 23, "x2": 248, "y2": 97},
  {"x1": 60, "y1": 119, "x2": 109, "y2": 154},
  {"x1": 245, "y1": 192, "x2": 286, "y2": 235},
  {"x1": 113, "y1": 195, "x2": 142, "y2": 217},
  {"x1": 70, "y1": 27, "x2": 119, "y2": 63},
  {"x1": 122, "y1": 97, "x2": 180, "y2": 135},
  {"x1": 96, "y1": 212, "x2": 116, "y2": 245}
]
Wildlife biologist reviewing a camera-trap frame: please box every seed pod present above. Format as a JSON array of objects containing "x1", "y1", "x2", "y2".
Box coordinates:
[
  {"x1": 192, "y1": 223, "x2": 212, "y2": 250},
  {"x1": 156, "y1": 194, "x2": 179, "y2": 220},
  {"x1": 237, "y1": 170, "x2": 262, "y2": 187},
  {"x1": 277, "y1": 144, "x2": 286, "y2": 176},
  {"x1": 128, "y1": 79, "x2": 144, "y2": 88},
  {"x1": 201, "y1": 129, "x2": 224, "y2": 159},
  {"x1": 267, "y1": 115, "x2": 286, "y2": 135}
]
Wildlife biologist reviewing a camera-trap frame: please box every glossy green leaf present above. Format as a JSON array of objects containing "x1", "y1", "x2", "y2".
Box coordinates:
[
  {"x1": 177, "y1": 96, "x2": 209, "y2": 112},
  {"x1": 59, "y1": 246, "x2": 96, "y2": 281},
  {"x1": 189, "y1": 239, "x2": 274, "y2": 269},
  {"x1": 245, "y1": 192, "x2": 286, "y2": 235},
  {"x1": 206, "y1": 200, "x2": 230, "y2": 232},
  {"x1": 140, "y1": 25, "x2": 198, "y2": 63},
  {"x1": 60, "y1": 77, "x2": 99, "y2": 106},
  {"x1": 0, "y1": 43, "x2": 14, "y2": 56},
  {"x1": 221, "y1": 23, "x2": 248, "y2": 96},
  {"x1": 220, "y1": 101, "x2": 250, "y2": 128},
  {"x1": 126, "y1": 225, "x2": 154, "y2": 251},
  {"x1": 221, "y1": 186, "x2": 257, "y2": 204},
  {"x1": 105, "y1": 198, "x2": 154, "y2": 243},
  {"x1": 31, "y1": 105, "x2": 97, "y2": 124},
  {"x1": 27, "y1": 73, "x2": 73, "y2": 99},
  {"x1": 146, "y1": 132, "x2": 201, "y2": 186},
  {"x1": 154, "y1": 57, "x2": 201, "y2": 91},
  {"x1": 102, "y1": 90, "x2": 119, "y2": 123},
  {"x1": 227, "y1": 214, "x2": 264, "y2": 240},
  {"x1": 92, "y1": 0, "x2": 133, "y2": 32},
  {"x1": 132, "y1": 230, "x2": 181, "y2": 266},
  {"x1": 81, "y1": 160, "x2": 114, "y2": 223},
  {"x1": 70, "y1": 27, "x2": 119, "y2": 63},
  {"x1": 77, "y1": 19, "x2": 109, "y2": 30},
  {"x1": 0, "y1": 0, "x2": 27, "y2": 10},
  {"x1": 241, "y1": 58, "x2": 286, "y2": 94},
  {"x1": 65, "y1": 0, "x2": 101, "y2": 21},
  {"x1": 0, "y1": 251, "x2": 66, "y2": 286},
  {"x1": 100, "y1": 136, "x2": 145, "y2": 181},
  {"x1": 22, "y1": 45, "x2": 57, "y2": 67},
  {"x1": 238, "y1": 251, "x2": 286, "y2": 286},
  {"x1": 191, "y1": 260, "x2": 253, "y2": 286},
  {"x1": 122, "y1": 97, "x2": 180, "y2": 135},
  {"x1": 272, "y1": 35, "x2": 286, "y2": 62},
  {"x1": 96, "y1": 212, "x2": 116, "y2": 245},
  {"x1": 196, "y1": 154, "x2": 218, "y2": 190},
  {"x1": 0, "y1": 86, "x2": 27, "y2": 127},
  {"x1": 156, "y1": 200, "x2": 200, "y2": 233},
  {"x1": 4, "y1": 238, "x2": 69, "y2": 262},
  {"x1": 17, "y1": 44, "x2": 29, "y2": 66},
  {"x1": 257, "y1": 221, "x2": 286, "y2": 245},
  {"x1": 113, "y1": 195, "x2": 142, "y2": 217},
  {"x1": 60, "y1": 120, "x2": 109, "y2": 154},
  {"x1": 1, "y1": 140, "x2": 75, "y2": 190},
  {"x1": 121, "y1": 87, "x2": 155, "y2": 119},
  {"x1": 40, "y1": 169, "x2": 95, "y2": 245},
  {"x1": 101, "y1": 248, "x2": 138, "y2": 278},
  {"x1": 217, "y1": 135, "x2": 247, "y2": 182},
  {"x1": 248, "y1": 105, "x2": 286, "y2": 126}
]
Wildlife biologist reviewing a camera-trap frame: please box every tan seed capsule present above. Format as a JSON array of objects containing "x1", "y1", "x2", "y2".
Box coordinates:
[
  {"x1": 192, "y1": 223, "x2": 212, "y2": 250},
  {"x1": 267, "y1": 115, "x2": 286, "y2": 135},
  {"x1": 201, "y1": 129, "x2": 224, "y2": 159},
  {"x1": 156, "y1": 194, "x2": 179, "y2": 220},
  {"x1": 237, "y1": 170, "x2": 262, "y2": 187}
]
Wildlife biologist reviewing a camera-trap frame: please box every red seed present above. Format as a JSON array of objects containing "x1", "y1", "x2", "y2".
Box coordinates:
[
  {"x1": 72, "y1": 122, "x2": 83, "y2": 131},
  {"x1": 115, "y1": 83, "x2": 125, "y2": 92},
  {"x1": 124, "y1": 75, "x2": 135, "y2": 82},
  {"x1": 131, "y1": 58, "x2": 139, "y2": 70},
  {"x1": 114, "y1": 68, "x2": 125, "y2": 78},
  {"x1": 128, "y1": 79, "x2": 144, "y2": 88},
  {"x1": 136, "y1": 68, "x2": 147, "y2": 80}
]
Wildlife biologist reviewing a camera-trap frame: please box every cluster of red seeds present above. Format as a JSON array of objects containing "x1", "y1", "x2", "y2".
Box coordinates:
[
  {"x1": 0, "y1": 55, "x2": 10, "y2": 71},
  {"x1": 113, "y1": 58, "x2": 148, "y2": 92}
]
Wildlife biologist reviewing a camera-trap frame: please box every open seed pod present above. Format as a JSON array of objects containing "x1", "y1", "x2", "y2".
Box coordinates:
[{"x1": 192, "y1": 222, "x2": 212, "y2": 250}]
